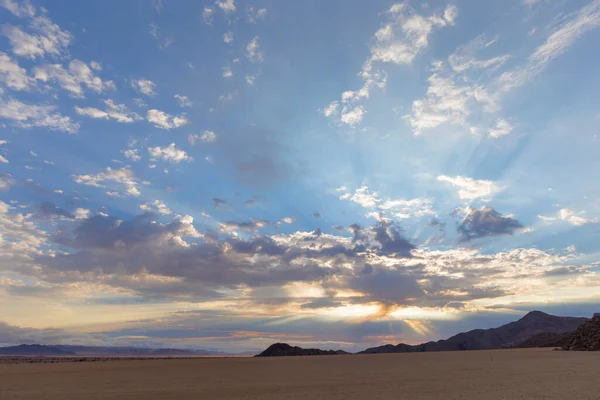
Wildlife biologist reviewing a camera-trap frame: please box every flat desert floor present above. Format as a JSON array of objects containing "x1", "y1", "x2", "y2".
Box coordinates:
[{"x1": 1, "y1": 348, "x2": 600, "y2": 399}]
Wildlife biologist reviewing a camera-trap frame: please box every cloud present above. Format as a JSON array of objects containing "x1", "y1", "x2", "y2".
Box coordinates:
[
  {"x1": 1, "y1": 11, "x2": 72, "y2": 59},
  {"x1": 73, "y1": 167, "x2": 141, "y2": 197},
  {"x1": 489, "y1": 118, "x2": 513, "y2": 138},
  {"x1": 215, "y1": 0, "x2": 236, "y2": 13},
  {"x1": 437, "y1": 175, "x2": 503, "y2": 202},
  {"x1": 323, "y1": 4, "x2": 458, "y2": 127},
  {"x1": 75, "y1": 100, "x2": 142, "y2": 123},
  {"x1": 368, "y1": 5, "x2": 458, "y2": 67},
  {"x1": 0, "y1": 51, "x2": 34, "y2": 90},
  {"x1": 122, "y1": 149, "x2": 141, "y2": 162},
  {"x1": 33, "y1": 60, "x2": 114, "y2": 97},
  {"x1": 322, "y1": 101, "x2": 339, "y2": 117},
  {"x1": 202, "y1": 7, "x2": 214, "y2": 24},
  {"x1": 1, "y1": 0, "x2": 36, "y2": 18},
  {"x1": 148, "y1": 143, "x2": 192, "y2": 163},
  {"x1": 223, "y1": 31, "x2": 233, "y2": 44},
  {"x1": 222, "y1": 66, "x2": 233, "y2": 78},
  {"x1": 131, "y1": 78, "x2": 156, "y2": 97},
  {"x1": 338, "y1": 186, "x2": 436, "y2": 220},
  {"x1": 35, "y1": 200, "x2": 74, "y2": 219},
  {"x1": 0, "y1": 155, "x2": 7, "y2": 163},
  {"x1": 340, "y1": 105, "x2": 365, "y2": 126},
  {"x1": 149, "y1": 23, "x2": 172, "y2": 49},
  {"x1": 189, "y1": 130, "x2": 217, "y2": 145},
  {"x1": 0, "y1": 98, "x2": 79, "y2": 133},
  {"x1": 448, "y1": 35, "x2": 510, "y2": 73},
  {"x1": 246, "y1": 36, "x2": 263, "y2": 62},
  {"x1": 457, "y1": 206, "x2": 525, "y2": 242},
  {"x1": 140, "y1": 200, "x2": 172, "y2": 215},
  {"x1": 247, "y1": 7, "x2": 267, "y2": 23},
  {"x1": 174, "y1": 94, "x2": 192, "y2": 108},
  {"x1": 538, "y1": 208, "x2": 599, "y2": 226},
  {"x1": 212, "y1": 198, "x2": 229, "y2": 210},
  {"x1": 74, "y1": 208, "x2": 90, "y2": 220},
  {"x1": 146, "y1": 109, "x2": 188, "y2": 129}
]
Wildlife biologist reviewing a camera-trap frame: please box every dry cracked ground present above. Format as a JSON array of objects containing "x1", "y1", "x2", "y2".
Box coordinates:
[{"x1": 1, "y1": 349, "x2": 600, "y2": 399}]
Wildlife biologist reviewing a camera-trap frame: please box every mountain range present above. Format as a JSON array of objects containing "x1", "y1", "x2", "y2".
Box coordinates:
[
  {"x1": 359, "y1": 311, "x2": 587, "y2": 354},
  {"x1": 0, "y1": 344, "x2": 227, "y2": 357}
]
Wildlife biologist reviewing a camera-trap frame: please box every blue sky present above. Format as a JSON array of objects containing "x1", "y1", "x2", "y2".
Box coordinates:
[{"x1": 1, "y1": 0, "x2": 600, "y2": 352}]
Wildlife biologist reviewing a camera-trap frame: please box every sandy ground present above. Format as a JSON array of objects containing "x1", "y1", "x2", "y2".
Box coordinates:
[{"x1": 1, "y1": 348, "x2": 600, "y2": 399}]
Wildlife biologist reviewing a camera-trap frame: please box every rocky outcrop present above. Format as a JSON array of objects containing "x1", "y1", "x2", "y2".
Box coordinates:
[
  {"x1": 562, "y1": 314, "x2": 600, "y2": 351},
  {"x1": 255, "y1": 343, "x2": 349, "y2": 357}
]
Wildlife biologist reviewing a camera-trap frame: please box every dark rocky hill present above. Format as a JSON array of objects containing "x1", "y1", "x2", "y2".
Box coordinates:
[
  {"x1": 255, "y1": 343, "x2": 349, "y2": 357},
  {"x1": 360, "y1": 311, "x2": 587, "y2": 354},
  {"x1": 562, "y1": 314, "x2": 600, "y2": 351},
  {"x1": 515, "y1": 332, "x2": 572, "y2": 348}
]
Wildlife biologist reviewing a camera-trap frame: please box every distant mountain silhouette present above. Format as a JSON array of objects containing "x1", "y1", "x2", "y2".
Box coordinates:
[
  {"x1": 360, "y1": 311, "x2": 588, "y2": 354},
  {"x1": 562, "y1": 313, "x2": 600, "y2": 351},
  {"x1": 0, "y1": 344, "x2": 76, "y2": 356},
  {"x1": 0, "y1": 344, "x2": 226, "y2": 357},
  {"x1": 255, "y1": 343, "x2": 349, "y2": 357}
]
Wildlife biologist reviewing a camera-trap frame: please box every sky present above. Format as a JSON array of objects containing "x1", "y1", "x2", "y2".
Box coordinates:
[{"x1": 1, "y1": 0, "x2": 600, "y2": 353}]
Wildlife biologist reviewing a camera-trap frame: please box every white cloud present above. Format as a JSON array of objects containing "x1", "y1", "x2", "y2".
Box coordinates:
[
  {"x1": 340, "y1": 105, "x2": 365, "y2": 126},
  {"x1": 174, "y1": 94, "x2": 192, "y2": 108},
  {"x1": 448, "y1": 35, "x2": 510, "y2": 73},
  {"x1": 246, "y1": 36, "x2": 263, "y2": 62},
  {"x1": 146, "y1": 109, "x2": 188, "y2": 130},
  {"x1": 219, "y1": 91, "x2": 238, "y2": 102},
  {"x1": 245, "y1": 75, "x2": 256, "y2": 85},
  {"x1": 131, "y1": 78, "x2": 156, "y2": 97},
  {"x1": 149, "y1": 23, "x2": 172, "y2": 49},
  {"x1": 322, "y1": 101, "x2": 339, "y2": 118},
  {"x1": 497, "y1": 0, "x2": 600, "y2": 95},
  {"x1": 0, "y1": 155, "x2": 8, "y2": 163},
  {"x1": 202, "y1": 7, "x2": 214, "y2": 24},
  {"x1": 1, "y1": 0, "x2": 36, "y2": 18},
  {"x1": 539, "y1": 209, "x2": 598, "y2": 226},
  {"x1": 1, "y1": 13, "x2": 72, "y2": 59},
  {"x1": 368, "y1": 5, "x2": 458, "y2": 68},
  {"x1": 338, "y1": 185, "x2": 436, "y2": 219},
  {"x1": 73, "y1": 167, "x2": 141, "y2": 197},
  {"x1": 122, "y1": 149, "x2": 141, "y2": 162},
  {"x1": 215, "y1": 0, "x2": 236, "y2": 13},
  {"x1": 247, "y1": 7, "x2": 267, "y2": 23},
  {"x1": 0, "y1": 51, "x2": 34, "y2": 90},
  {"x1": 33, "y1": 60, "x2": 114, "y2": 97},
  {"x1": 75, "y1": 100, "x2": 142, "y2": 124},
  {"x1": 133, "y1": 98, "x2": 147, "y2": 108},
  {"x1": 140, "y1": 200, "x2": 172, "y2": 215},
  {"x1": 188, "y1": 130, "x2": 216, "y2": 145},
  {"x1": 324, "y1": 5, "x2": 458, "y2": 127},
  {"x1": 437, "y1": 175, "x2": 503, "y2": 202},
  {"x1": 489, "y1": 118, "x2": 513, "y2": 138},
  {"x1": 223, "y1": 31, "x2": 233, "y2": 44},
  {"x1": 148, "y1": 143, "x2": 192, "y2": 163},
  {"x1": 89, "y1": 61, "x2": 102, "y2": 71},
  {"x1": 0, "y1": 98, "x2": 79, "y2": 133},
  {"x1": 222, "y1": 66, "x2": 233, "y2": 78},
  {"x1": 74, "y1": 208, "x2": 90, "y2": 220}
]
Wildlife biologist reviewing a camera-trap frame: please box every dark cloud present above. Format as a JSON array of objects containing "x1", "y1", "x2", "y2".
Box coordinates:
[
  {"x1": 53, "y1": 213, "x2": 196, "y2": 249},
  {"x1": 457, "y1": 206, "x2": 524, "y2": 242},
  {"x1": 300, "y1": 297, "x2": 342, "y2": 309},
  {"x1": 212, "y1": 198, "x2": 230, "y2": 210},
  {"x1": 345, "y1": 267, "x2": 424, "y2": 304},
  {"x1": 243, "y1": 198, "x2": 263, "y2": 207},
  {"x1": 332, "y1": 225, "x2": 345, "y2": 231},
  {"x1": 313, "y1": 212, "x2": 321, "y2": 219},
  {"x1": 35, "y1": 201, "x2": 74, "y2": 219}
]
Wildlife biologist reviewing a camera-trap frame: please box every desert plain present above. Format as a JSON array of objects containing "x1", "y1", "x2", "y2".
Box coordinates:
[{"x1": 1, "y1": 348, "x2": 600, "y2": 399}]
